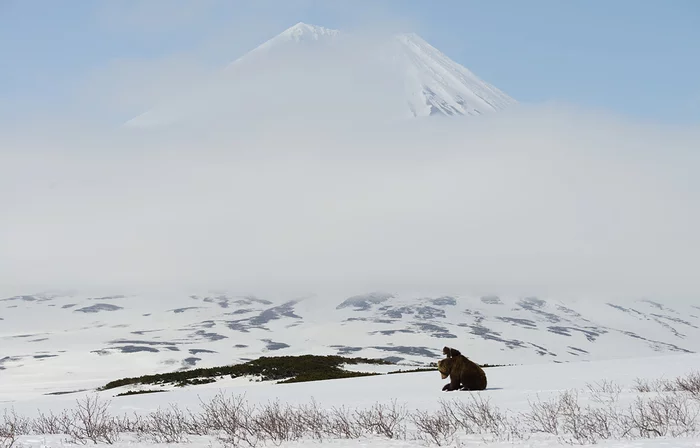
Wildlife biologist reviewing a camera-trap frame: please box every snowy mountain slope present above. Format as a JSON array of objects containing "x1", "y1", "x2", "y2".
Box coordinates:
[
  {"x1": 1, "y1": 290, "x2": 699, "y2": 397},
  {"x1": 390, "y1": 32, "x2": 515, "y2": 117},
  {"x1": 124, "y1": 22, "x2": 515, "y2": 127}
]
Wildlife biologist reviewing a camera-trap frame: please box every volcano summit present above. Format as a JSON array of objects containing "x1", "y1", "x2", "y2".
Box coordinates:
[{"x1": 125, "y1": 22, "x2": 516, "y2": 128}]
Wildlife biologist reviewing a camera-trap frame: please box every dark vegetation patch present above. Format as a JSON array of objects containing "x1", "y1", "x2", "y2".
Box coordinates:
[
  {"x1": 607, "y1": 303, "x2": 647, "y2": 319},
  {"x1": 387, "y1": 362, "x2": 508, "y2": 375},
  {"x1": 414, "y1": 306, "x2": 446, "y2": 319},
  {"x1": 481, "y1": 295, "x2": 502, "y2": 305},
  {"x1": 44, "y1": 389, "x2": 89, "y2": 396},
  {"x1": 382, "y1": 306, "x2": 413, "y2": 319},
  {"x1": 651, "y1": 313, "x2": 698, "y2": 329},
  {"x1": 62, "y1": 304, "x2": 77, "y2": 309},
  {"x1": 620, "y1": 330, "x2": 693, "y2": 353},
  {"x1": 29, "y1": 338, "x2": 49, "y2": 343},
  {"x1": 189, "y1": 349, "x2": 217, "y2": 355},
  {"x1": 650, "y1": 317, "x2": 684, "y2": 338},
  {"x1": 116, "y1": 389, "x2": 167, "y2": 397},
  {"x1": 496, "y1": 317, "x2": 537, "y2": 328},
  {"x1": 194, "y1": 330, "x2": 227, "y2": 341},
  {"x1": 430, "y1": 296, "x2": 456, "y2": 306},
  {"x1": 517, "y1": 297, "x2": 561, "y2": 323},
  {"x1": 462, "y1": 323, "x2": 525, "y2": 350},
  {"x1": 250, "y1": 301, "x2": 301, "y2": 326},
  {"x1": 387, "y1": 367, "x2": 436, "y2": 374},
  {"x1": 225, "y1": 301, "x2": 302, "y2": 332},
  {"x1": 182, "y1": 357, "x2": 201, "y2": 367},
  {"x1": 336, "y1": 292, "x2": 393, "y2": 311},
  {"x1": 547, "y1": 326, "x2": 604, "y2": 342},
  {"x1": 100, "y1": 355, "x2": 393, "y2": 390},
  {"x1": 330, "y1": 345, "x2": 363, "y2": 355},
  {"x1": 382, "y1": 356, "x2": 404, "y2": 363},
  {"x1": 169, "y1": 307, "x2": 201, "y2": 313},
  {"x1": 529, "y1": 343, "x2": 557, "y2": 357},
  {"x1": 2, "y1": 295, "x2": 52, "y2": 302},
  {"x1": 234, "y1": 344, "x2": 248, "y2": 348},
  {"x1": 109, "y1": 339, "x2": 178, "y2": 346},
  {"x1": 348, "y1": 317, "x2": 395, "y2": 324},
  {"x1": 75, "y1": 303, "x2": 123, "y2": 313},
  {"x1": 556, "y1": 305, "x2": 588, "y2": 321},
  {"x1": 568, "y1": 346, "x2": 589, "y2": 354},
  {"x1": 130, "y1": 329, "x2": 163, "y2": 336},
  {"x1": 191, "y1": 295, "x2": 272, "y2": 307},
  {"x1": 370, "y1": 346, "x2": 440, "y2": 358},
  {"x1": 412, "y1": 322, "x2": 455, "y2": 338},
  {"x1": 640, "y1": 299, "x2": 671, "y2": 312},
  {"x1": 261, "y1": 339, "x2": 290, "y2": 351},
  {"x1": 0, "y1": 356, "x2": 22, "y2": 368},
  {"x1": 88, "y1": 295, "x2": 125, "y2": 301},
  {"x1": 117, "y1": 346, "x2": 160, "y2": 354},
  {"x1": 33, "y1": 354, "x2": 58, "y2": 359},
  {"x1": 369, "y1": 329, "x2": 415, "y2": 336}
]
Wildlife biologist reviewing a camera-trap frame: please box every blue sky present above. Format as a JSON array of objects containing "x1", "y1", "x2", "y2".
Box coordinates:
[{"x1": 1, "y1": 0, "x2": 699, "y2": 125}]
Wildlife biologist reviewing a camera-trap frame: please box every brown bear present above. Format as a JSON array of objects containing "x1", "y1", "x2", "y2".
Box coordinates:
[
  {"x1": 443, "y1": 346, "x2": 462, "y2": 358},
  {"x1": 437, "y1": 346, "x2": 487, "y2": 391}
]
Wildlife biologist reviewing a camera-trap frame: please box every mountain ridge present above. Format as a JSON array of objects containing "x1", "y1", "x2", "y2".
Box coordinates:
[
  {"x1": 2, "y1": 290, "x2": 697, "y2": 396},
  {"x1": 125, "y1": 22, "x2": 516, "y2": 127}
]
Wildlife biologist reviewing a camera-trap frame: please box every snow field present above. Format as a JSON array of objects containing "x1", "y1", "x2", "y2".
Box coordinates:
[{"x1": 2, "y1": 353, "x2": 700, "y2": 447}]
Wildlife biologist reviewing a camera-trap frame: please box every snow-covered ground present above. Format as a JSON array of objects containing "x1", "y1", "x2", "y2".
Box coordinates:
[
  {"x1": 3, "y1": 352, "x2": 700, "y2": 447},
  {"x1": 3, "y1": 290, "x2": 700, "y2": 399}
]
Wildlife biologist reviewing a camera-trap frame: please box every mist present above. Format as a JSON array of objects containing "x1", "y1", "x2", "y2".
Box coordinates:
[{"x1": 1, "y1": 26, "x2": 699, "y2": 302}]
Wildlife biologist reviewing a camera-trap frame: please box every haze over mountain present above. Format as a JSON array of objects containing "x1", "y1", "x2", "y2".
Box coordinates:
[{"x1": 125, "y1": 22, "x2": 516, "y2": 128}]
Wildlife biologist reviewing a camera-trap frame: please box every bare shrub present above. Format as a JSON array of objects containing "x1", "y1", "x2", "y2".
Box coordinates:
[
  {"x1": 410, "y1": 408, "x2": 457, "y2": 446},
  {"x1": 326, "y1": 405, "x2": 363, "y2": 439},
  {"x1": 586, "y1": 380, "x2": 622, "y2": 405},
  {"x1": 633, "y1": 372, "x2": 700, "y2": 400},
  {"x1": 198, "y1": 391, "x2": 258, "y2": 447},
  {"x1": 0, "y1": 409, "x2": 27, "y2": 448},
  {"x1": 439, "y1": 394, "x2": 520, "y2": 441},
  {"x1": 68, "y1": 394, "x2": 120, "y2": 444},
  {"x1": 524, "y1": 393, "x2": 562, "y2": 435},
  {"x1": 33, "y1": 409, "x2": 75, "y2": 435},
  {"x1": 1, "y1": 408, "x2": 32, "y2": 448},
  {"x1": 622, "y1": 392, "x2": 699, "y2": 438},
  {"x1": 294, "y1": 398, "x2": 329, "y2": 441},
  {"x1": 252, "y1": 399, "x2": 301, "y2": 444},
  {"x1": 140, "y1": 404, "x2": 196, "y2": 443},
  {"x1": 675, "y1": 371, "x2": 700, "y2": 398},
  {"x1": 354, "y1": 399, "x2": 407, "y2": 439},
  {"x1": 524, "y1": 390, "x2": 624, "y2": 445},
  {"x1": 3, "y1": 376, "x2": 700, "y2": 447}
]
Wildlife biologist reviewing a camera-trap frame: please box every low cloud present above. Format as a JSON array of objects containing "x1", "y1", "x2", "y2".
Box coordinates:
[
  {"x1": 1, "y1": 19, "x2": 698, "y2": 301},
  {"x1": 1, "y1": 103, "x2": 698, "y2": 301}
]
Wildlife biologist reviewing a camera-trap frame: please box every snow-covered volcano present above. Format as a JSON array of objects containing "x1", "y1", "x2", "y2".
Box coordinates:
[{"x1": 125, "y1": 22, "x2": 516, "y2": 128}]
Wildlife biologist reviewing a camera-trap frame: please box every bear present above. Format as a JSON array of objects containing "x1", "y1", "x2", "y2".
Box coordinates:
[
  {"x1": 443, "y1": 346, "x2": 461, "y2": 358},
  {"x1": 437, "y1": 347, "x2": 488, "y2": 391}
]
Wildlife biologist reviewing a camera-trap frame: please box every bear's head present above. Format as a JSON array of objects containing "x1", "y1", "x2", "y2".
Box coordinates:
[{"x1": 437, "y1": 357, "x2": 453, "y2": 379}]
